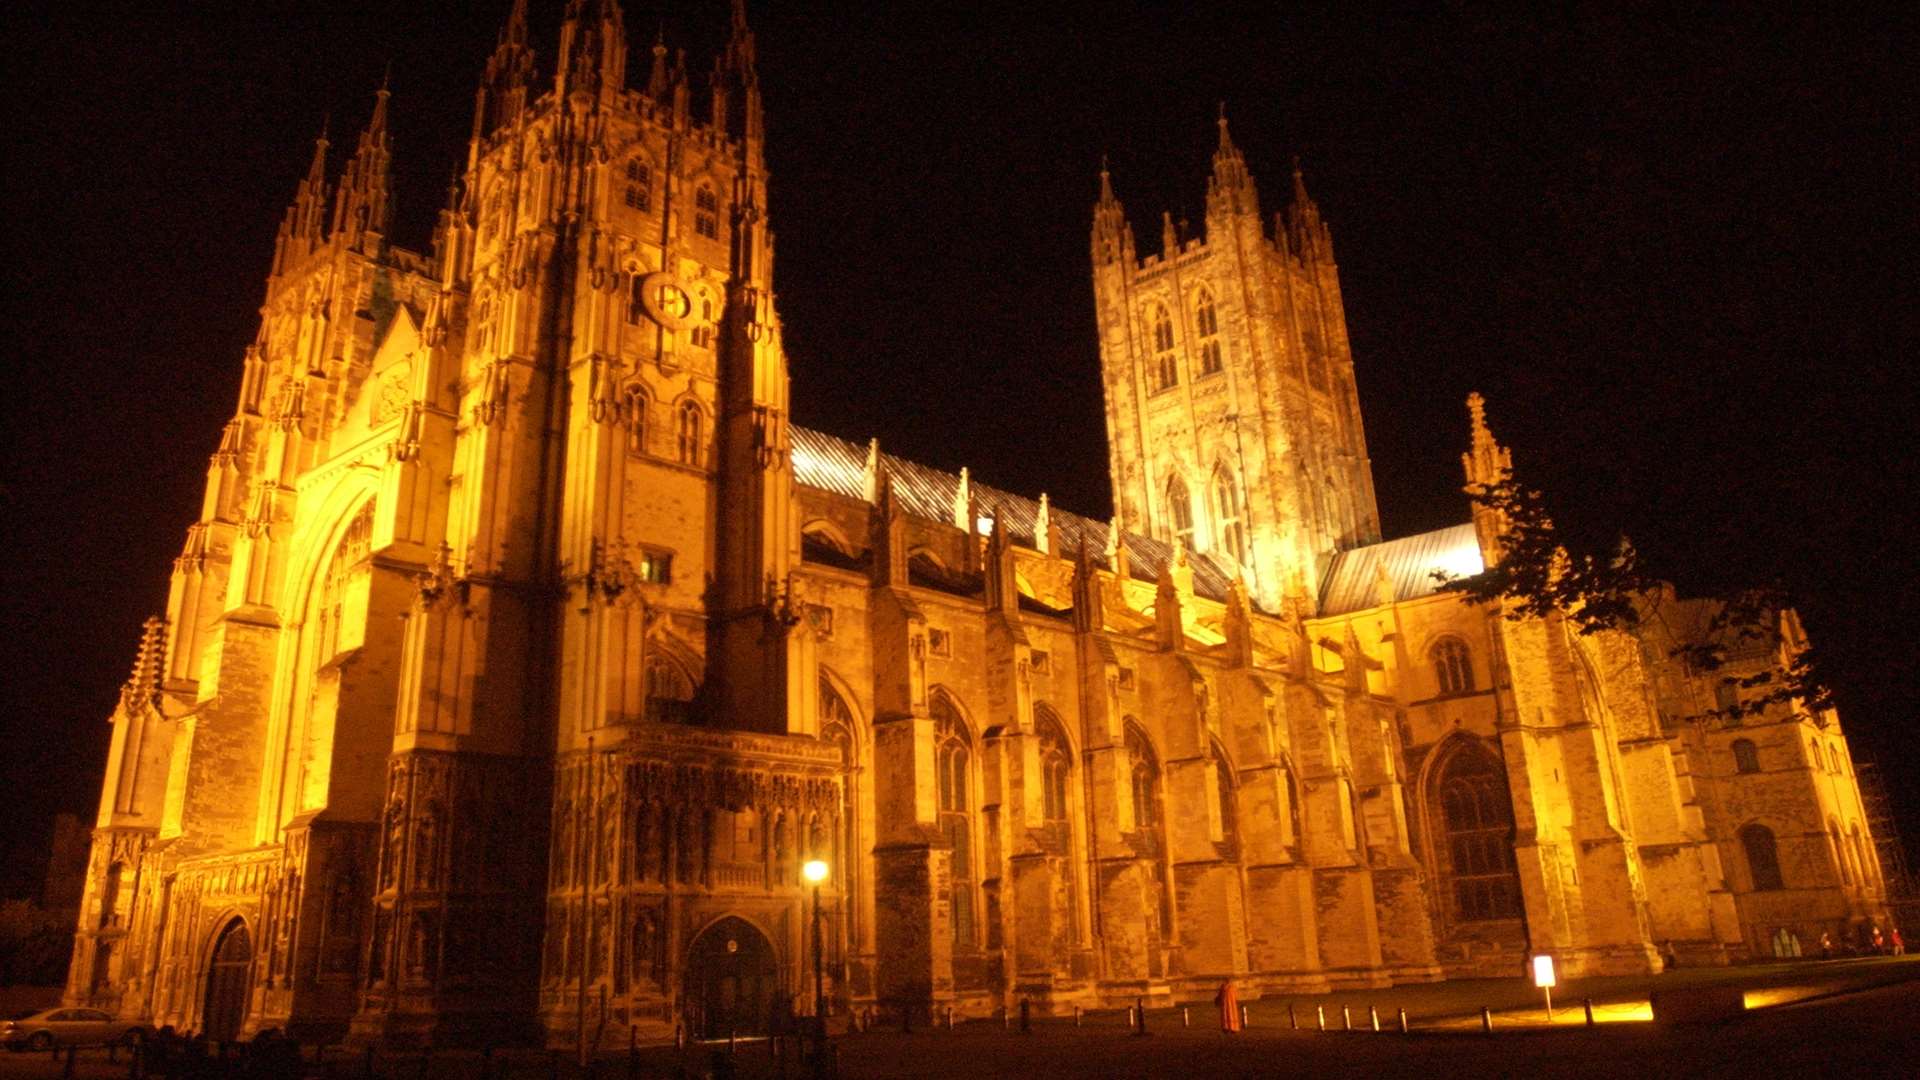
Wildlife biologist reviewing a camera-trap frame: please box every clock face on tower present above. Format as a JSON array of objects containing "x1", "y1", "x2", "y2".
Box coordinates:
[{"x1": 636, "y1": 271, "x2": 694, "y2": 330}]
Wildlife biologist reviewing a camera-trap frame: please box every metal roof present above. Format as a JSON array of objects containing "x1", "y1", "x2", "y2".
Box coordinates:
[
  {"x1": 1318, "y1": 523, "x2": 1483, "y2": 616},
  {"x1": 789, "y1": 426, "x2": 1244, "y2": 604}
]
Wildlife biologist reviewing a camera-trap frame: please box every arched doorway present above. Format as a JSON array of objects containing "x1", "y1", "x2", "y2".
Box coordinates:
[
  {"x1": 684, "y1": 916, "x2": 779, "y2": 1040},
  {"x1": 202, "y1": 919, "x2": 252, "y2": 1043}
]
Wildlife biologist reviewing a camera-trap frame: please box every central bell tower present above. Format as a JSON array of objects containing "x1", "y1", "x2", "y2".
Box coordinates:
[{"x1": 1091, "y1": 113, "x2": 1379, "y2": 610}]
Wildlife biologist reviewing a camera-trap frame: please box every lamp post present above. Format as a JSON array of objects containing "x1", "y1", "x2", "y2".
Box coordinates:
[{"x1": 802, "y1": 859, "x2": 830, "y2": 1043}]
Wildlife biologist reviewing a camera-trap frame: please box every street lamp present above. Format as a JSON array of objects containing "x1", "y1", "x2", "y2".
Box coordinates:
[{"x1": 802, "y1": 858, "x2": 831, "y2": 1074}]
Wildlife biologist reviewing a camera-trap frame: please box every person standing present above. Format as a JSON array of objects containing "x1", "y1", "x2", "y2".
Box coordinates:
[
  {"x1": 1215, "y1": 979, "x2": 1242, "y2": 1033},
  {"x1": 1891, "y1": 927, "x2": 1906, "y2": 955}
]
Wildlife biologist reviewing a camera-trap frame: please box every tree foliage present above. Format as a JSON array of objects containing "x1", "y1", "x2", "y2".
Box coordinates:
[{"x1": 1440, "y1": 469, "x2": 1834, "y2": 722}]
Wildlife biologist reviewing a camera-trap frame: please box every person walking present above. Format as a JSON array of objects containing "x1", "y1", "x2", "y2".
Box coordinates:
[
  {"x1": 1215, "y1": 979, "x2": 1242, "y2": 1033},
  {"x1": 1891, "y1": 927, "x2": 1905, "y2": 955},
  {"x1": 1819, "y1": 932, "x2": 1834, "y2": 960}
]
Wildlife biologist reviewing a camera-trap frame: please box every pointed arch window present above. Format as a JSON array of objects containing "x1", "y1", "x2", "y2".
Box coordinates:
[
  {"x1": 623, "y1": 158, "x2": 652, "y2": 212},
  {"x1": 623, "y1": 384, "x2": 649, "y2": 456},
  {"x1": 1195, "y1": 289, "x2": 1222, "y2": 375},
  {"x1": 1035, "y1": 708, "x2": 1072, "y2": 824},
  {"x1": 1126, "y1": 722, "x2": 1175, "y2": 950},
  {"x1": 1149, "y1": 304, "x2": 1178, "y2": 391},
  {"x1": 1829, "y1": 821, "x2": 1850, "y2": 886},
  {"x1": 1743, "y1": 823, "x2": 1784, "y2": 891},
  {"x1": 675, "y1": 401, "x2": 703, "y2": 465},
  {"x1": 1167, "y1": 476, "x2": 1195, "y2": 551},
  {"x1": 1731, "y1": 738, "x2": 1760, "y2": 774},
  {"x1": 1437, "y1": 742, "x2": 1522, "y2": 921},
  {"x1": 932, "y1": 693, "x2": 976, "y2": 948},
  {"x1": 1210, "y1": 468, "x2": 1245, "y2": 565},
  {"x1": 1430, "y1": 637, "x2": 1474, "y2": 696},
  {"x1": 691, "y1": 296, "x2": 716, "y2": 349},
  {"x1": 1212, "y1": 743, "x2": 1240, "y2": 856},
  {"x1": 645, "y1": 653, "x2": 696, "y2": 724},
  {"x1": 694, "y1": 185, "x2": 719, "y2": 239}
]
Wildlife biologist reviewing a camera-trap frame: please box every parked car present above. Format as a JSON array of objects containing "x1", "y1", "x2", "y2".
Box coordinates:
[{"x1": 2, "y1": 1007, "x2": 147, "y2": 1050}]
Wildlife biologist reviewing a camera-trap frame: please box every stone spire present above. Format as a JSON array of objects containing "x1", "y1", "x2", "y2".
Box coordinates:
[
  {"x1": 474, "y1": 0, "x2": 536, "y2": 141},
  {"x1": 1206, "y1": 103, "x2": 1258, "y2": 218},
  {"x1": 1285, "y1": 157, "x2": 1332, "y2": 261},
  {"x1": 331, "y1": 81, "x2": 393, "y2": 253},
  {"x1": 119, "y1": 616, "x2": 167, "y2": 712},
  {"x1": 1091, "y1": 157, "x2": 1136, "y2": 267},
  {"x1": 271, "y1": 125, "x2": 330, "y2": 276},
  {"x1": 557, "y1": 0, "x2": 628, "y2": 106},
  {"x1": 646, "y1": 30, "x2": 669, "y2": 100},
  {"x1": 711, "y1": 0, "x2": 765, "y2": 157},
  {"x1": 1461, "y1": 392, "x2": 1515, "y2": 565}
]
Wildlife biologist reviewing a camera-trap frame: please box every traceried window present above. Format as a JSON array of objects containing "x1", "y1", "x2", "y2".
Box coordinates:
[
  {"x1": 933, "y1": 693, "x2": 977, "y2": 948},
  {"x1": 1829, "y1": 821, "x2": 1851, "y2": 886},
  {"x1": 691, "y1": 296, "x2": 716, "y2": 349},
  {"x1": 1149, "y1": 304, "x2": 1178, "y2": 390},
  {"x1": 1126, "y1": 722, "x2": 1175, "y2": 949},
  {"x1": 1430, "y1": 637, "x2": 1474, "y2": 696},
  {"x1": 1437, "y1": 743, "x2": 1523, "y2": 921},
  {"x1": 694, "y1": 186, "x2": 719, "y2": 239},
  {"x1": 1731, "y1": 738, "x2": 1760, "y2": 774},
  {"x1": 645, "y1": 653, "x2": 696, "y2": 724},
  {"x1": 1167, "y1": 476, "x2": 1195, "y2": 551},
  {"x1": 1212, "y1": 743, "x2": 1239, "y2": 856},
  {"x1": 623, "y1": 384, "x2": 649, "y2": 455},
  {"x1": 623, "y1": 158, "x2": 652, "y2": 212},
  {"x1": 1194, "y1": 289, "x2": 1222, "y2": 375},
  {"x1": 675, "y1": 401, "x2": 703, "y2": 465},
  {"x1": 1743, "y1": 823, "x2": 1784, "y2": 891},
  {"x1": 1036, "y1": 708, "x2": 1071, "y2": 823},
  {"x1": 1210, "y1": 469, "x2": 1245, "y2": 564}
]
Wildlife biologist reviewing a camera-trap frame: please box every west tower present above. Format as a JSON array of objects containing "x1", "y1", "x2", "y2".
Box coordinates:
[{"x1": 1092, "y1": 114, "x2": 1379, "y2": 611}]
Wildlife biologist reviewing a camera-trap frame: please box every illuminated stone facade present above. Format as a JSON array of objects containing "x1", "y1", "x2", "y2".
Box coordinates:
[{"x1": 68, "y1": 0, "x2": 1888, "y2": 1048}]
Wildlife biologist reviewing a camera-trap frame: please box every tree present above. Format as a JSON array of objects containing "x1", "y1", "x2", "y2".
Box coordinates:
[{"x1": 1440, "y1": 466, "x2": 1832, "y2": 722}]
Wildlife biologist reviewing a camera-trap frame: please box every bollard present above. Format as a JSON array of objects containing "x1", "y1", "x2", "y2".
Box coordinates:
[
  {"x1": 1342, "y1": 1005, "x2": 1352, "y2": 1031},
  {"x1": 1398, "y1": 1008, "x2": 1409, "y2": 1034},
  {"x1": 1370, "y1": 1005, "x2": 1380, "y2": 1032},
  {"x1": 1002, "y1": 1009, "x2": 1009, "y2": 1031},
  {"x1": 1583, "y1": 998, "x2": 1595, "y2": 1027},
  {"x1": 1316, "y1": 1005, "x2": 1325, "y2": 1032},
  {"x1": 1481, "y1": 1006, "x2": 1493, "y2": 1034},
  {"x1": 1136, "y1": 997, "x2": 1149, "y2": 1037},
  {"x1": 729, "y1": 1027, "x2": 737, "y2": 1055},
  {"x1": 1288, "y1": 1002, "x2": 1297, "y2": 1030},
  {"x1": 1072, "y1": 1003, "x2": 1081, "y2": 1027},
  {"x1": 1126, "y1": 1006, "x2": 1134, "y2": 1026},
  {"x1": 675, "y1": 1023, "x2": 686, "y2": 1051},
  {"x1": 1183, "y1": 1006, "x2": 1191, "y2": 1029},
  {"x1": 1240, "y1": 1004, "x2": 1248, "y2": 1029},
  {"x1": 1020, "y1": 998, "x2": 1032, "y2": 1035},
  {"x1": 945, "y1": 1005, "x2": 954, "y2": 1031}
]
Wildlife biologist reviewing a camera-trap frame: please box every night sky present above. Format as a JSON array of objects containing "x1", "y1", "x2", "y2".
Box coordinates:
[{"x1": 2, "y1": 2, "x2": 1910, "y2": 899}]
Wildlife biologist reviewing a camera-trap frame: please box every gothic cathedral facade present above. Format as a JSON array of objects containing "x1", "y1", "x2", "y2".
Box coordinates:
[{"x1": 69, "y1": 1, "x2": 1888, "y2": 1047}]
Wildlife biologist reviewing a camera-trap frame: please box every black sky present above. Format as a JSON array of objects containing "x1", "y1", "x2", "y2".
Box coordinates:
[{"x1": 2, "y1": 2, "x2": 1912, "y2": 898}]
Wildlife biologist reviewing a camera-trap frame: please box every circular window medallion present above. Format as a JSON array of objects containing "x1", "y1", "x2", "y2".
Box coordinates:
[{"x1": 636, "y1": 271, "x2": 694, "y2": 330}]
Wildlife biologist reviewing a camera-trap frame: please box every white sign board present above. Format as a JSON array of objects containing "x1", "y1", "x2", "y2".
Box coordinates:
[{"x1": 1532, "y1": 954, "x2": 1557, "y2": 988}]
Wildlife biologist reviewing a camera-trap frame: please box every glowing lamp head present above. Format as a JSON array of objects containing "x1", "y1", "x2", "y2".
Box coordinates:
[
  {"x1": 1531, "y1": 954, "x2": 1557, "y2": 988},
  {"x1": 803, "y1": 859, "x2": 830, "y2": 884}
]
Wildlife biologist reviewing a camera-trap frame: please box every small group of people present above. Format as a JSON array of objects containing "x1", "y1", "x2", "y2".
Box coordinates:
[{"x1": 1817, "y1": 921, "x2": 1905, "y2": 959}]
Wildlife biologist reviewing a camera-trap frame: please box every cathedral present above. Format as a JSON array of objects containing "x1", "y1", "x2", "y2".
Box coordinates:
[{"x1": 68, "y1": 0, "x2": 1889, "y2": 1048}]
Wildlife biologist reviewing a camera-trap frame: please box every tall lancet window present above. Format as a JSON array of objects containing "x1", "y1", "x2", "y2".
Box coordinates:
[
  {"x1": 1210, "y1": 469, "x2": 1245, "y2": 564},
  {"x1": 623, "y1": 158, "x2": 652, "y2": 212},
  {"x1": 932, "y1": 692, "x2": 977, "y2": 948},
  {"x1": 675, "y1": 402, "x2": 703, "y2": 465},
  {"x1": 694, "y1": 186, "x2": 719, "y2": 239},
  {"x1": 1150, "y1": 304, "x2": 1178, "y2": 390},
  {"x1": 623, "y1": 384, "x2": 649, "y2": 456},
  {"x1": 1167, "y1": 476, "x2": 1195, "y2": 551},
  {"x1": 1194, "y1": 289, "x2": 1222, "y2": 375},
  {"x1": 1126, "y1": 723, "x2": 1175, "y2": 946}
]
